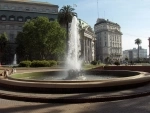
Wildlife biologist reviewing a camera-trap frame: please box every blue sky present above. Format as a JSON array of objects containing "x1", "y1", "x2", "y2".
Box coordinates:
[{"x1": 38, "y1": 0, "x2": 150, "y2": 55}]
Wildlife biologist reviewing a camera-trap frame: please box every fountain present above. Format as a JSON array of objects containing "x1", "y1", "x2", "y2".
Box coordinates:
[
  {"x1": 66, "y1": 16, "x2": 82, "y2": 78},
  {"x1": 1, "y1": 16, "x2": 150, "y2": 94},
  {"x1": 12, "y1": 54, "x2": 17, "y2": 65}
]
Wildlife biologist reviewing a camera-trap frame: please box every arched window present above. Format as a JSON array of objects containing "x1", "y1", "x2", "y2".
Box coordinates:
[
  {"x1": 25, "y1": 16, "x2": 31, "y2": 21},
  {"x1": 9, "y1": 15, "x2": 15, "y2": 21},
  {"x1": 1, "y1": 15, "x2": 6, "y2": 21},
  {"x1": 17, "y1": 16, "x2": 23, "y2": 22},
  {"x1": 49, "y1": 18, "x2": 54, "y2": 21}
]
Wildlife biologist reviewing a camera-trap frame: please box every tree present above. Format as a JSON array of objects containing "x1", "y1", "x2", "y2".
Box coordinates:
[
  {"x1": 58, "y1": 5, "x2": 77, "y2": 52},
  {"x1": 125, "y1": 57, "x2": 128, "y2": 62},
  {"x1": 16, "y1": 16, "x2": 66, "y2": 61},
  {"x1": 0, "y1": 32, "x2": 8, "y2": 63},
  {"x1": 104, "y1": 56, "x2": 110, "y2": 64},
  {"x1": 135, "y1": 38, "x2": 142, "y2": 62}
]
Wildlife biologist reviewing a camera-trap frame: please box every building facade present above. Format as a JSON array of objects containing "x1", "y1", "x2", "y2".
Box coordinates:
[
  {"x1": 123, "y1": 47, "x2": 147, "y2": 61},
  {"x1": 79, "y1": 19, "x2": 96, "y2": 63},
  {"x1": 0, "y1": 0, "x2": 58, "y2": 64},
  {"x1": 94, "y1": 18, "x2": 122, "y2": 63},
  {"x1": 0, "y1": 0, "x2": 58, "y2": 43}
]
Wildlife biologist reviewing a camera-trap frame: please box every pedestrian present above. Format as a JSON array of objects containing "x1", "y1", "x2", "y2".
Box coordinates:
[{"x1": 4, "y1": 69, "x2": 9, "y2": 78}]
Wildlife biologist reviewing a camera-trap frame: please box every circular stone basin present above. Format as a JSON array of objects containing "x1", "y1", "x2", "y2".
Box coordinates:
[
  {"x1": 0, "y1": 70, "x2": 150, "y2": 93},
  {"x1": 10, "y1": 70, "x2": 140, "y2": 81}
]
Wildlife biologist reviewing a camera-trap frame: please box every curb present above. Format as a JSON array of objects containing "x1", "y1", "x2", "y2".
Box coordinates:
[{"x1": 0, "y1": 90, "x2": 150, "y2": 103}]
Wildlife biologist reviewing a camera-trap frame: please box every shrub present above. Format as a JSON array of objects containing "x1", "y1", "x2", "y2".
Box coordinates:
[
  {"x1": 91, "y1": 61, "x2": 97, "y2": 65},
  {"x1": 114, "y1": 61, "x2": 120, "y2": 66},
  {"x1": 31, "y1": 60, "x2": 50, "y2": 67},
  {"x1": 97, "y1": 60, "x2": 101, "y2": 64},
  {"x1": 57, "y1": 61, "x2": 66, "y2": 66},
  {"x1": 49, "y1": 60, "x2": 57, "y2": 67},
  {"x1": 19, "y1": 61, "x2": 31, "y2": 67}
]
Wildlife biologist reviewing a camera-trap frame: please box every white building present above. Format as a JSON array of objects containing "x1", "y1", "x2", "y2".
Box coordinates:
[
  {"x1": 123, "y1": 47, "x2": 147, "y2": 61},
  {"x1": 79, "y1": 19, "x2": 96, "y2": 63},
  {"x1": 94, "y1": 18, "x2": 122, "y2": 62}
]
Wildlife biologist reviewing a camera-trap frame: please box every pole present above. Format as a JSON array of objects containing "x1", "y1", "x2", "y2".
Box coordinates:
[{"x1": 97, "y1": 0, "x2": 99, "y2": 18}]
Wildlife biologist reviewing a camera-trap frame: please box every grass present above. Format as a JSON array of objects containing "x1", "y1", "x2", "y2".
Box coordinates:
[
  {"x1": 83, "y1": 64, "x2": 105, "y2": 70},
  {"x1": 11, "y1": 72, "x2": 45, "y2": 79}
]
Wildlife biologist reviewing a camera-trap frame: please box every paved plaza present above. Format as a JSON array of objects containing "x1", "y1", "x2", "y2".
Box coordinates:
[{"x1": 0, "y1": 96, "x2": 150, "y2": 113}]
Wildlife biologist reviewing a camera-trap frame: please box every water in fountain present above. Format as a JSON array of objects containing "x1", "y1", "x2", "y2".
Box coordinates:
[
  {"x1": 66, "y1": 16, "x2": 85, "y2": 80},
  {"x1": 12, "y1": 54, "x2": 17, "y2": 65}
]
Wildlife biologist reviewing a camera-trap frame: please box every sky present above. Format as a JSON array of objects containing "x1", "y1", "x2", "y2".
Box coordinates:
[{"x1": 38, "y1": 0, "x2": 150, "y2": 55}]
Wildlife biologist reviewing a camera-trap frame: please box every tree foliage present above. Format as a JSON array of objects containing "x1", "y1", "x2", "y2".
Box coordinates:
[
  {"x1": 58, "y1": 5, "x2": 77, "y2": 52},
  {"x1": 135, "y1": 38, "x2": 142, "y2": 62},
  {"x1": 16, "y1": 16, "x2": 66, "y2": 61},
  {"x1": 0, "y1": 32, "x2": 8, "y2": 62}
]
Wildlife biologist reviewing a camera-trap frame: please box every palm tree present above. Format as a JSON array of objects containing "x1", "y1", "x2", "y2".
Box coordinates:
[
  {"x1": 135, "y1": 38, "x2": 142, "y2": 62},
  {"x1": 0, "y1": 32, "x2": 8, "y2": 63},
  {"x1": 58, "y1": 5, "x2": 77, "y2": 52}
]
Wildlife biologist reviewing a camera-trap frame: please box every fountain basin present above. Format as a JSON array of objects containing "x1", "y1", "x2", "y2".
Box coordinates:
[{"x1": 0, "y1": 70, "x2": 150, "y2": 93}]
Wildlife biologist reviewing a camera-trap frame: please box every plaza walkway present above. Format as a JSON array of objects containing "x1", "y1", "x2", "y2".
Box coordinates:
[{"x1": 0, "y1": 96, "x2": 150, "y2": 113}]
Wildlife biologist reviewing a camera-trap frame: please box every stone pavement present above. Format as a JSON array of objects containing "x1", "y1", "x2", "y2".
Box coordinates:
[
  {"x1": 0, "y1": 96, "x2": 150, "y2": 113},
  {"x1": 0, "y1": 81, "x2": 150, "y2": 103}
]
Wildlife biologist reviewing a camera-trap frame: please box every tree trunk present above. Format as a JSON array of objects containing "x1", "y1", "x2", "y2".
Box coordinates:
[
  {"x1": 66, "y1": 22, "x2": 69, "y2": 54},
  {"x1": 138, "y1": 44, "x2": 139, "y2": 62}
]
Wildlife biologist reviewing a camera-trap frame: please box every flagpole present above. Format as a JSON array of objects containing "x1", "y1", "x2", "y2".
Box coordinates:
[{"x1": 97, "y1": 0, "x2": 99, "y2": 18}]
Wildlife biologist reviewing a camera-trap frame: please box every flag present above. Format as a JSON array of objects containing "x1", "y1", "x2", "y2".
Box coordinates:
[{"x1": 73, "y1": 4, "x2": 77, "y2": 7}]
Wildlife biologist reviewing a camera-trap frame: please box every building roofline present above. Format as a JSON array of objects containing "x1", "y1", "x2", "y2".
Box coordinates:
[
  {"x1": 0, "y1": 0, "x2": 58, "y2": 7},
  {"x1": 95, "y1": 18, "x2": 120, "y2": 27}
]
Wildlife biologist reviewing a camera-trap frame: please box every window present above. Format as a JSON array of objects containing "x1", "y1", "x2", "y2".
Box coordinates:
[
  {"x1": 18, "y1": 26, "x2": 22, "y2": 30},
  {"x1": 25, "y1": 16, "x2": 31, "y2": 21},
  {"x1": 4, "y1": 5, "x2": 8, "y2": 9},
  {"x1": 11, "y1": 6, "x2": 16, "y2": 10},
  {"x1": 18, "y1": 16, "x2": 23, "y2": 22},
  {"x1": 52, "y1": 10, "x2": 56, "y2": 13},
  {"x1": 9, "y1": 33, "x2": 14, "y2": 42},
  {"x1": 32, "y1": 8, "x2": 36, "y2": 11},
  {"x1": 18, "y1": 7, "x2": 22, "y2": 11},
  {"x1": 18, "y1": 18, "x2": 23, "y2": 21},
  {"x1": 105, "y1": 42, "x2": 107, "y2": 46},
  {"x1": 2, "y1": 25, "x2": 5, "y2": 29},
  {"x1": 10, "y1": 18, "x2": 14, "y2": 21},
  {"x1": 1, "y1": 15, "x2": 6, "y2": 21},
  {"x1": 46, "y1": 9, "x2": 49, "y2": 13},
  {"x1": 25, "y1": 7, "x2": 30, "y2": 11},
  {"x1": 39, "y1": 9, "x2": 42, "y2": 12},
  {"x1": 42, "y1": 8, "x2": 45, "y2": 12},
  {"x1": 10, "y1": 26, "x2": 14, "y2": 29},
  {"x1": 9, "y1": 15, "x2": 15, "y2": 21}
]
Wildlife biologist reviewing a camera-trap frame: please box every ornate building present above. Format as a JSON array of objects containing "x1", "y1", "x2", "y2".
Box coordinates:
[
  {"x1": 94, "y1": 18, "x2": 122, "y2": 63},
  {"x1": 79, "y1": 19, "x2": 96, "y2": 63},
  {"x1": 0, "y1": 0, "x2": 58, "y2": 43},
  {"x1": 0, "y1": 0, "x2": 58, "y2": 64}
]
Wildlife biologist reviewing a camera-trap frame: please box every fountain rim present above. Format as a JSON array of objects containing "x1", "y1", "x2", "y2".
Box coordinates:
[{"x1": 0, "y1": 70, "x2": 150, "y2": 88}]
